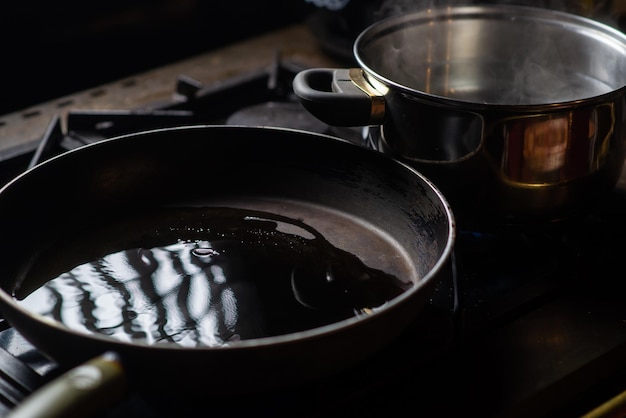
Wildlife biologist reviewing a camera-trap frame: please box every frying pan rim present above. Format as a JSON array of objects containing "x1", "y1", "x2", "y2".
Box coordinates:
[{"x1": 0, "y1": 124, "x2": 456, "y2": 352}]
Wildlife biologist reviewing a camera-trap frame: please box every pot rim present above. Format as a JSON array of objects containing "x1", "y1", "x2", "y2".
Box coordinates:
[{"x1": 354, "y1": 4, "x2": 626, "y2": 109}]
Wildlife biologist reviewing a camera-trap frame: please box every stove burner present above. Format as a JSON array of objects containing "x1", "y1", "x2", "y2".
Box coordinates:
[
  {"x1": 226, "y1": 101, "x2": 329, "y2": 133},
  {"x1": 456, "y1": 227, "x2": 574, "y2": 333}
]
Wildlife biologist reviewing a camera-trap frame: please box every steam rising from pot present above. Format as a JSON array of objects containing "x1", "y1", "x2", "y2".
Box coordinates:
[
  {"x1": 353, "y1": 0, "x2": 625, "y2": 105},
  {"x1": 345, "y1": 0, "x2": 618, "y2": 23}
]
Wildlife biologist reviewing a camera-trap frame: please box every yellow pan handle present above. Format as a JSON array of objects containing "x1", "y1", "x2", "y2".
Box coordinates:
[{"x1": 6, "y1": 352, "x2": 128, "y2": 418}]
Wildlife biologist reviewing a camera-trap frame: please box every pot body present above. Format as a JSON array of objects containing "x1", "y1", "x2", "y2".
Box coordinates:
[
  {"x1": 294, "y1": 5, "x2": 626, "y2": 227},
  {"x1": 375, "y1": 85, "x2": 626, "y2": 227}
]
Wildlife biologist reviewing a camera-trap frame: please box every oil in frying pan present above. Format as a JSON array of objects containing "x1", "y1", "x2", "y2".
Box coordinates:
[{"x1": 14, "y1": 207, "x2": 411, "y2": 348}]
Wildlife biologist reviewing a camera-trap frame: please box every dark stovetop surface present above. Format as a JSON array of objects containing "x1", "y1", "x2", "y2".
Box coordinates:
[
  {"x1": 3, "y1": 184, "x2": 626, "y2": 418},
  {"x1": 1, "y1": 138, "x2": 626, "y2": 417},
  {"x1": 1, "y1": 23, "x2": 626, "y2": 418}
]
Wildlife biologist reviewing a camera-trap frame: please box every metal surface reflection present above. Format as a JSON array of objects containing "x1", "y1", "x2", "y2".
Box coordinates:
[{"x1": 500, "y1": 108, "x2": 613, "y2": 185}]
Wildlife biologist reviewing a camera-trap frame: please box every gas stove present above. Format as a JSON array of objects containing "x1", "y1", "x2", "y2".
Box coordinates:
[{"x1": 1, "y1": 22, "x2": 626, "y2": 418}]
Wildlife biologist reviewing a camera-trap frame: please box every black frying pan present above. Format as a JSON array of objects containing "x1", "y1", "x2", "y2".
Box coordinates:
[{"x1": 0, "y1": 126, "x2": 455, "y2": 417}]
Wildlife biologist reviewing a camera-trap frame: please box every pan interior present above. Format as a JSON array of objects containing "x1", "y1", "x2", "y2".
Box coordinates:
[{"x1": 12, "y1": 197, "x2": 419, "y2": 349}]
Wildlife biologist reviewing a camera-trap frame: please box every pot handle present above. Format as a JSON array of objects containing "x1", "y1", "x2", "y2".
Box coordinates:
[
  {"x1": 293, "y1": 68, "x2": 386, "y2": 127},
  {"x1": 6, "y1": 352, "x2": 128, "y2": 418}
]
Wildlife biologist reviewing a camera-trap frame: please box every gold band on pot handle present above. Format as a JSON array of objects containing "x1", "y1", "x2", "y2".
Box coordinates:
[
  {"x1": 347, "y1": 68, "x2": 387, "y2": 125},
  {"x1": 292, "y1": 68, "x2": 386, "y2": 127}
]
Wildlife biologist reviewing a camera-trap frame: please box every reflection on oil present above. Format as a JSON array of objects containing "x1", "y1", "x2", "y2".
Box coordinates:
[{"x1": 15, "y1": 207, "x2": 409, "y2": 347}]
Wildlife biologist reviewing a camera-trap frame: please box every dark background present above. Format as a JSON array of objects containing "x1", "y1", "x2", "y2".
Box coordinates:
[
  {"x1": 0, "y1": 1, "x2": 317, "y2": 115},
  {"x1": 1, "y1": 0, "x2": 623, "y2": 116}
]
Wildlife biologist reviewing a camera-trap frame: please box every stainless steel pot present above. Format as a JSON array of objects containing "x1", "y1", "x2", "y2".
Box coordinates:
[{"x1": 293, "y1": 5, "x2": 626, "y2": 227}]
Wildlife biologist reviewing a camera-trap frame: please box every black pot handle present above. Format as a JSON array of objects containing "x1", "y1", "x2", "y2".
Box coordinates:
[{"x1": 293, "y1": 68, "x2": 386, "y2": 127}]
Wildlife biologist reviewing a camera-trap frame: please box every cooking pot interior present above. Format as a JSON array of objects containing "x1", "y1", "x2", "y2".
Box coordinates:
[{"x1": 356, "y1": 5, "x2": 626, "y2": 105}]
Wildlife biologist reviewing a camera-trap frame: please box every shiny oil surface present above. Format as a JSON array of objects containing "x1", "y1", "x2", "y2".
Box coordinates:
[{"x1": 14, "y1": 206, "x2": 413, "y2": 347}]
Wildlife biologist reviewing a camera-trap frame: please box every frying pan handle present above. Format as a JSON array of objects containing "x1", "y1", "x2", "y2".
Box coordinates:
[
  {"x1": 6, "y1": 352, "x2": 128, "y2": 418},
  {"x1": 293, "y1": 68, "x2": 386, "y2": 127}
]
